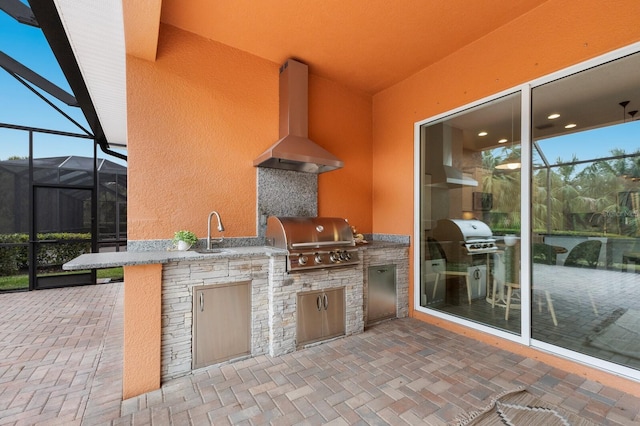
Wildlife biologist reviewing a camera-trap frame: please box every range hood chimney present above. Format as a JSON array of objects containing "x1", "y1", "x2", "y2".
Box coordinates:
[
  {"x1": 253, "y1": 59, "x2": 343, "y2": 174},
  {"x1": 426, "y1": 123, "x2": 478, "y2": 188}
]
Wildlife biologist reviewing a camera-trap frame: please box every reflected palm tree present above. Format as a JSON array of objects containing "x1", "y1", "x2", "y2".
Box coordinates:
[{"x1": 483, "y1": 145, "x2": 640, "y2": 237}]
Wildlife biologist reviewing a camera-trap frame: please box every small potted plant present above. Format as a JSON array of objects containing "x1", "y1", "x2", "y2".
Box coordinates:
[{"x1": 173, "y1": 230, "x2": 198, "y2": 251}]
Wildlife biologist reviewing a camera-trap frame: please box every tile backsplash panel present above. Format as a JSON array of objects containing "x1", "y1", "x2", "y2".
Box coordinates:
[{"x1": 256, "y1": 168, "x2": 317, "y2": 238}]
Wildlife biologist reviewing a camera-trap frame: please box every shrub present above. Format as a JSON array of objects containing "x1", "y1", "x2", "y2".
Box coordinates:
[{"x1": 0, "y1": 232, "x2": 91, "y2": 276}]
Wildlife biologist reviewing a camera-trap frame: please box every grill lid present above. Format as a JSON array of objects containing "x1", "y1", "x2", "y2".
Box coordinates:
[
  {"x1": 433, "y1": 219, "x2": 493, "y2": 242},
  {"x1": 432, "y1": 219, "x2": 497, "y2": 260},
  {"x1": 266, "y1": 216, "x2": 355, "y2": 250}
]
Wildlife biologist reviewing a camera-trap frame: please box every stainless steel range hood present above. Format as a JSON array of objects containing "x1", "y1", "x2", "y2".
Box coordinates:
[
  {"x1": 437, "y1": 165, "x2": 478, "y2": 187},
  {"x1": 253, "y1": 59, "x2": 343, "y2": 174},
  {"x1": 425, "y1": 123, "x2": 478, "y2": 187}
]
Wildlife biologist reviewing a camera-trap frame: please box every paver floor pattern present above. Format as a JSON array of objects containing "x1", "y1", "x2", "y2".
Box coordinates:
[
  {"x1": 0, "y1": 283, "x2": 123, "y2": 425},
  {"x1": 1, "y1": 282, "x2": 640, "y2": 425}
]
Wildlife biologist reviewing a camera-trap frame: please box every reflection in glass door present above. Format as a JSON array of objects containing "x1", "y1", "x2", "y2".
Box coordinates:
[
  {"x1": 530, "y1": 52, "x2": 640, "y2": 372},
  {"x1": 419, "y1": 92, "x2": 522, "y2": 335},
  {"x1": 32, "y1": 186, "x2": 95, "y2": 289}
]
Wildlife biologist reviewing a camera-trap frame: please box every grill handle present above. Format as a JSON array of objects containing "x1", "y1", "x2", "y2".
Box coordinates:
[{"x1": 291, "y1": 241, "x2": 354, "y2": 249}]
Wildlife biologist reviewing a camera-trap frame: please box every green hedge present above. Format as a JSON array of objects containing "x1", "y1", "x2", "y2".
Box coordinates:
[{"x1": 0, "y1": 233, "x2": 91, "y2": 276}]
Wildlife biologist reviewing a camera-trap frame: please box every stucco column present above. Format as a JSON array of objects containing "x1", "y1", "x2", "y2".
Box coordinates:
[{"x1": 122, "y1": 263, "x2": 162, "y2": 399}]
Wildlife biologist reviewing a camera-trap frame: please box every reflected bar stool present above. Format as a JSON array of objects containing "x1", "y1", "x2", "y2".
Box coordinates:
[
  {"x1": 505, "y1": 282, "x2": 558, "y2": 326},
  {"x1": 433, "y1": 271, "x2": 472, "y2": 305}
]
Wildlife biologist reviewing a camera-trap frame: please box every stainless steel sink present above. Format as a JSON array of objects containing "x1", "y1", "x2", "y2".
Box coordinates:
[{"x1": 194, "y1": 248, "x2": 232, "y2": 254}]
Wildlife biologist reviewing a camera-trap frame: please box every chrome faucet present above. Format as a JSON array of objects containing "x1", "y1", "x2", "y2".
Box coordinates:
[{"x1": 207, "y1": 211, "x2": 225, "y2": 250}]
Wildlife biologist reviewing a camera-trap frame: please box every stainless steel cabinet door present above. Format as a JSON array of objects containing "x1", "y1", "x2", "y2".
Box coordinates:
[
  {"x1": 193, "y1": 281, "x2": 251, "y2": 369},
  {"x1": 322, "y1": 287, "x2": 345, "y2": 339},
  {"x1": 297, "y1": 287, "x2": 345, "y2": 346},
  {"x1": 367, "y1": 265, "x2": 397, "y2": 325},
  {"x1": 297, "y1": 290, "x2": 324, "y2": 345}
]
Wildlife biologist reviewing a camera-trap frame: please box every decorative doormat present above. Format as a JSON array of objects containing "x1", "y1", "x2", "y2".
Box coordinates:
[
  {"x1": 450, "y1": 386, "x2": 599, "y2": 426},
  {"x1": 586, "y1": 308, "x2": 640, "y2": 360}
]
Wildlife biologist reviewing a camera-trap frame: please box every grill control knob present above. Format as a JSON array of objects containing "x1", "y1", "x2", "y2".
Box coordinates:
[
  {"x1": 298, "y1": 254, "x2": 308, "y2": 266},
  {"x1": 342, "y1": 251, "x2": 352, "y2": 261},
  {"x1": 314, "y1": 253, "x2": 323, "y2": 264},
  {"x1": 329, "y1": 252, "x2": 340, "y2": 262}
]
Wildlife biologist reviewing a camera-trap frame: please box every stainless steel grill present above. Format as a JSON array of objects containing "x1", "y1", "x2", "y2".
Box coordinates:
[
  {"x1": 432, "y1": 219, "x2": 496, "y2": 263},
  {"x1": 429, "y1": 219, "x2": 497, "y2": 303},
  {"x1": 266, "y1": 216, "x2": 359, "y2": 272}
]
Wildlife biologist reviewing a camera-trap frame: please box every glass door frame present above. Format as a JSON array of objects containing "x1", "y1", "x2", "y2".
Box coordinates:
[{"x1": 413, "y1": 85, "x2": 531, "y2": 346}]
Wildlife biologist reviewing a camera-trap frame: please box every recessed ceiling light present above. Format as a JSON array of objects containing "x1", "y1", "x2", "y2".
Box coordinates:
[
  {"x1": 498, "y1": 138, "x2": 508, "y2": 144},
  {"x1": 478, "y1": 131, "x2": 488, "y2": 136},
  {"x1": 548, "y1": 113, "x2": 560, "y2": 119},
  {"x1": 565, "y1": 123, "x2": 577, "y2": 129}
]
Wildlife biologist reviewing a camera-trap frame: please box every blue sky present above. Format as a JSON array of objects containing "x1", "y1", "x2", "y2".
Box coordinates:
[
  {"x1": 0, "y1": 5, "x2": 118, "y2": 164},
  {"x1": 535, "y1": 120, "x2": 640, "y2": 166}
]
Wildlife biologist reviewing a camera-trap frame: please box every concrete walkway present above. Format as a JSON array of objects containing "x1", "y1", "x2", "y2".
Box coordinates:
[{"x1": 1, "y1": 283, "x2": 639, "y2": 425}]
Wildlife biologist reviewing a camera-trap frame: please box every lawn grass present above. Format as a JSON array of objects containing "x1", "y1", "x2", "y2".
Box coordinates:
[{"x1": 0, "y1": 267, "x2": 124, "y2": 291}]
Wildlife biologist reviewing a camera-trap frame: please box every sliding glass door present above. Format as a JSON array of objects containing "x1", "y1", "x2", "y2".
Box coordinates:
[
  {"x1": 417, "y1": 49, "x2": 640, "y2": 376},
  {"x1": 419, "y1": 92, "x2": 522, "y2": 335},
  {"x1": 530, "y1": 52, "x2": 640, "y2": 372}
]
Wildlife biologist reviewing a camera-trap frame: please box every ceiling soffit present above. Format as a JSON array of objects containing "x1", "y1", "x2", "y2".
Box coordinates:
[
  {"x1": 123, "y1": 0, "x2": 162, "y2": 62},
  {"x1": 158, "y1": 0, "x2": 548, "y2": 95}
]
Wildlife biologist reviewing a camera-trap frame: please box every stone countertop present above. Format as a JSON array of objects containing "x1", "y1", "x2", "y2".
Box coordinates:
[
  {"x1": 63, "y1": 237, "x2": 409, "y2": 271},
  {"x1": 63, "y1": 246, "x2": 286, "y2": 270},
  {"x1": 358, "y1": 240, "x2": 409, "y2": 250}
]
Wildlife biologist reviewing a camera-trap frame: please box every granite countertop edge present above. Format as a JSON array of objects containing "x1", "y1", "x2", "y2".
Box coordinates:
[
  {"x1": 359, "y1": 240, "x2": 409, "y2": 249},
  {"x1": 63, "y1": 236, "x2": 409, "y2": 271},
  {"x1": 63, "y1": 246, "x2": 286, "y2": 270}
]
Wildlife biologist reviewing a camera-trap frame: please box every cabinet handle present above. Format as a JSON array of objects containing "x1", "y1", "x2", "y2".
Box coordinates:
[
  {"x1": 316, "y1": 295, "x2": 322, "y2": 311},
  {"x1": 377, "y1": 269, "x2": 387, "y2": 274},
  {"x1": 323, "y1": 293, "x2": 328, "y2": 310},
  {"x1": 200, "y1": 292, "x2": 204, "y2": 312}
]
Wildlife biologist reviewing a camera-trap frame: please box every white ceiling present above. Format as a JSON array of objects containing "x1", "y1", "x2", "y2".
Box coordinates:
[{"x1": 52, "y1": 0, "x2": 127, "y2": 149}]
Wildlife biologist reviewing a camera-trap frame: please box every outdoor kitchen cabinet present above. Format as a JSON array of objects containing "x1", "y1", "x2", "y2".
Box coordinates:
[
  {"x1": 297, "y1": 287, "x2": 345, "y2": 346},
  {"x1": 192, "y1": 281, "x2": 251, "y2": 369},
  {"x1": 367, "y1": 264, "x2": 397, "y2": 325}
]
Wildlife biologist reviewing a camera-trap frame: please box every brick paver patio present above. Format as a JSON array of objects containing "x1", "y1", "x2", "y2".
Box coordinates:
[{"x1": 1, "y1": 283, "x2": 639, "y2": 425}]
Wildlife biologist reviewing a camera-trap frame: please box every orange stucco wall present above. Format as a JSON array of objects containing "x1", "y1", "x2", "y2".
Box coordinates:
[
  {"x1": 372, "y1": 0, "x2": 640, "y2": 393},
  {"x1": 126, "y1": 24, "x2": 373, "y2": 242},
  {"x1": 122, "y1": 263, "x2": 162, "y2": 399}
]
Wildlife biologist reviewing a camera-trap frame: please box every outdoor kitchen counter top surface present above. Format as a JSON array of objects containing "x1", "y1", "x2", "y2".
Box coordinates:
[
  {"x1": 359, "y1": 240, "x2": 409, "y2": 249},
  {"x1": 63, "y1": 246, "x2": 286, "y2": 270}
]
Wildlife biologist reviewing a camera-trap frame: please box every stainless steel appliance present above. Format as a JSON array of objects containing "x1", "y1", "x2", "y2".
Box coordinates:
[
  {"x1": 367, "y1": 265, "x2": 396, "y2": 325},
  {"x1": 429, "y1": 219, "x2": 497, "y2": 303},
  {"x1": 253, "y1": 59, "x2": 343, "y2": 174},
  {"x1": 265, "y1": 216, "x2": 359, "y2": 272},
  {"x1": 297, "y1": 287, "x2": 345, "y2": 346},
  {"x1": 432, "y1": 219, "x2": 497, "y2": 263}
]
